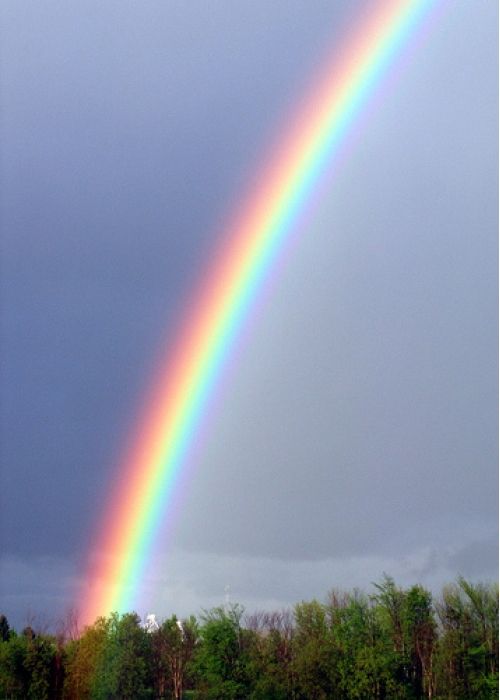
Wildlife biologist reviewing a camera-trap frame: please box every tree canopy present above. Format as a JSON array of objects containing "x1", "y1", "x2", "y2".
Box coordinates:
[{"x1": 0, "y1": 576, "x2": 497, "y2": 699}]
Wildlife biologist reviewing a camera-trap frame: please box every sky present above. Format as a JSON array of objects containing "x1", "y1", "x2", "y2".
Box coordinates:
[{"x1": 0, "y1": 0, "x2": 498, "y2": 630}]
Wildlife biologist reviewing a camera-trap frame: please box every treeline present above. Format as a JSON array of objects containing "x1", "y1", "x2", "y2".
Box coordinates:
[{"x1": 0, "y1": 576, "x2": 497, "y2": 699}]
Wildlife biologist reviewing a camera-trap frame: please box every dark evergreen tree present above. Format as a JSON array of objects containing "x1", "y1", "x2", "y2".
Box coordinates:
[{"x1": 0, "y1": 615, "x2": 10, "y2": 642}]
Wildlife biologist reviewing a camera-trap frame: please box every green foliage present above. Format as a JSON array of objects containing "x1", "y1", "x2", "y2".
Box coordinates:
[
  {"x1": 434, "y1": 578, "x2": 499, "y2": 699},
  {"x1": 151, "y1": 614, "x2": 198, "y2": 699},
  {"x1": 328, "y1": 590, "x2": 400, "y2": 699},
  {"x1": 91, "y1": 612, "x2": 152, "y2": 700},
  {"x1": 63, "y1": 616, "x2": 110, "y2": 699},
  {"x1": 292, "y1": 599, "x2": 338, "y2": 699},
  {"x1": 244, "y1": 609, "x2": 295, "y2": 699},
  {"x1": 1, "y1": 577, "x2": 498, "y2": 699},
  {"x1": 0, "y1": 633, "x2": 30, "y2": 698},
  {"x1": 0, "y1": 629, "x2": 61, "y2": 700},
  {"x1": 63, "y1": 612, "x2": 152, "y2": 699},
  {"x1": 24, "y1": 634, "x2": 57, "y2": 700},
  {"x1": 193, "y1": 604, "x2": 254, "y2": 699}
]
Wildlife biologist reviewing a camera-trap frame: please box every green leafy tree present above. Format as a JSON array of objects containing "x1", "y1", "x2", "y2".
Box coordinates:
[
  {"x1": 403, "y1": 585, "x2": 435, "y2": 698},
  {"x1": 193, "y1": 604, "x2": 253, "y2": 699},
  {"x1": 372, "y1": 574, "x2": 414, "y2": 696},
  {"x1": 151, "y1": 614, "x2": 198, "y2": 699},
  {"x1": 0, "y1": 632, "x2": 30, "y2": 698},
  {"x1": 23, "y1": 632, "x2": 58, "y2": 700},
  {"x1": 245, "y1": 609, "x2": 295, "y2": 700},
  {"x1": 92, "y1": 612, "x2": 152, "y2": 700},
  {"x1": 435, "y1": 578, "x2": 498, "y2": 699},
  {"x1": 328, "y1": 589, "x2": 401, "y2": 699},
  {"x1": 292, "y1": 599, "x2": 338, "y2": 699},
  {"x1": 63, "y1": 616, "x2": 110, "y2": 699}
]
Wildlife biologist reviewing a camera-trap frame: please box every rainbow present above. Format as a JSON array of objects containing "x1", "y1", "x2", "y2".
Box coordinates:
[{"x1": 82, "y1": 0, "x2": 438, "y2": 625}]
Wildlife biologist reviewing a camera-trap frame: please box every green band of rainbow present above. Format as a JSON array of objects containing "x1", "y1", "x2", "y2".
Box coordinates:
[{"x1": 82, "y1": 0, "x2": 437, "y2": 624}]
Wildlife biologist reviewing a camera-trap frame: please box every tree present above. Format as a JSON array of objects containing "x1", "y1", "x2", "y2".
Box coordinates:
[
  {"x1": 0, "y1": 615, "x2": 10, "y2": 642},
  {"x1": 247, "y1": 609, "x2": 296, "y2": 700},
  {"x1": 194, "y1": 604, "x2": 253, "y2": 699},
  {"x1": 151, "y1": 614, "x2": 198, "y2": 699},
  {"x1": 92, "y1": 612, "x2": 152, "y2": 699},
  {"x1": 292, "y1": 599, "x2": 338, "y2": 699},
  {"x1": 403, "y1": 585, "x2": 436, "y2": 699},
  {"x1": 328, "y1": 589, "x2": 399, "y2": 699},
  {"x1": 435, "y1": 578, "x2": 499, "y2": 698},
  {"x1": 0, "y1": 632, "x2": 30, "y2": 698},
  {"x1": 23, "y1": 632, "x2": 58, "y2": 700},
  {"x1": 63, "y1": 616, "x2": 110, "y2": 699},
  {"x1": 0, "y1": 576, "x2": 497, "y2": 698}
]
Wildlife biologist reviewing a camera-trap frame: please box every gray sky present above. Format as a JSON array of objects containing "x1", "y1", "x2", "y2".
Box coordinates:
[{"x1": 1, "y1": 0, "x2": 497, "y2": 629}]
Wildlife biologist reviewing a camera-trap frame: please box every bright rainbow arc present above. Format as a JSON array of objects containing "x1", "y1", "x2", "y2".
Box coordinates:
[{"x1": 82, "y1": 0, "x2": 437, "y2": 625}]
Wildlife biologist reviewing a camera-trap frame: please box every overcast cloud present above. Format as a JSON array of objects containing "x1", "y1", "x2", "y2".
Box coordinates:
[{"x1": 1, "y1": 1, "x2": 497, "y2": 629}]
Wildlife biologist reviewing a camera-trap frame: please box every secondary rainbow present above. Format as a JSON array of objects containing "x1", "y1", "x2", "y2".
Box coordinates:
[{"x1": 82, "y1": 0, "x2": 437, "y2": 625}]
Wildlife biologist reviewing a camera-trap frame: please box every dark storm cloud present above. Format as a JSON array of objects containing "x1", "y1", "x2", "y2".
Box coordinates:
[
  {"x1": 0, "y1": 0, "x2": 357, "y2": 560},
  {"x1": 448, "y1": 537, "x2": 499, "y2": 579}
]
